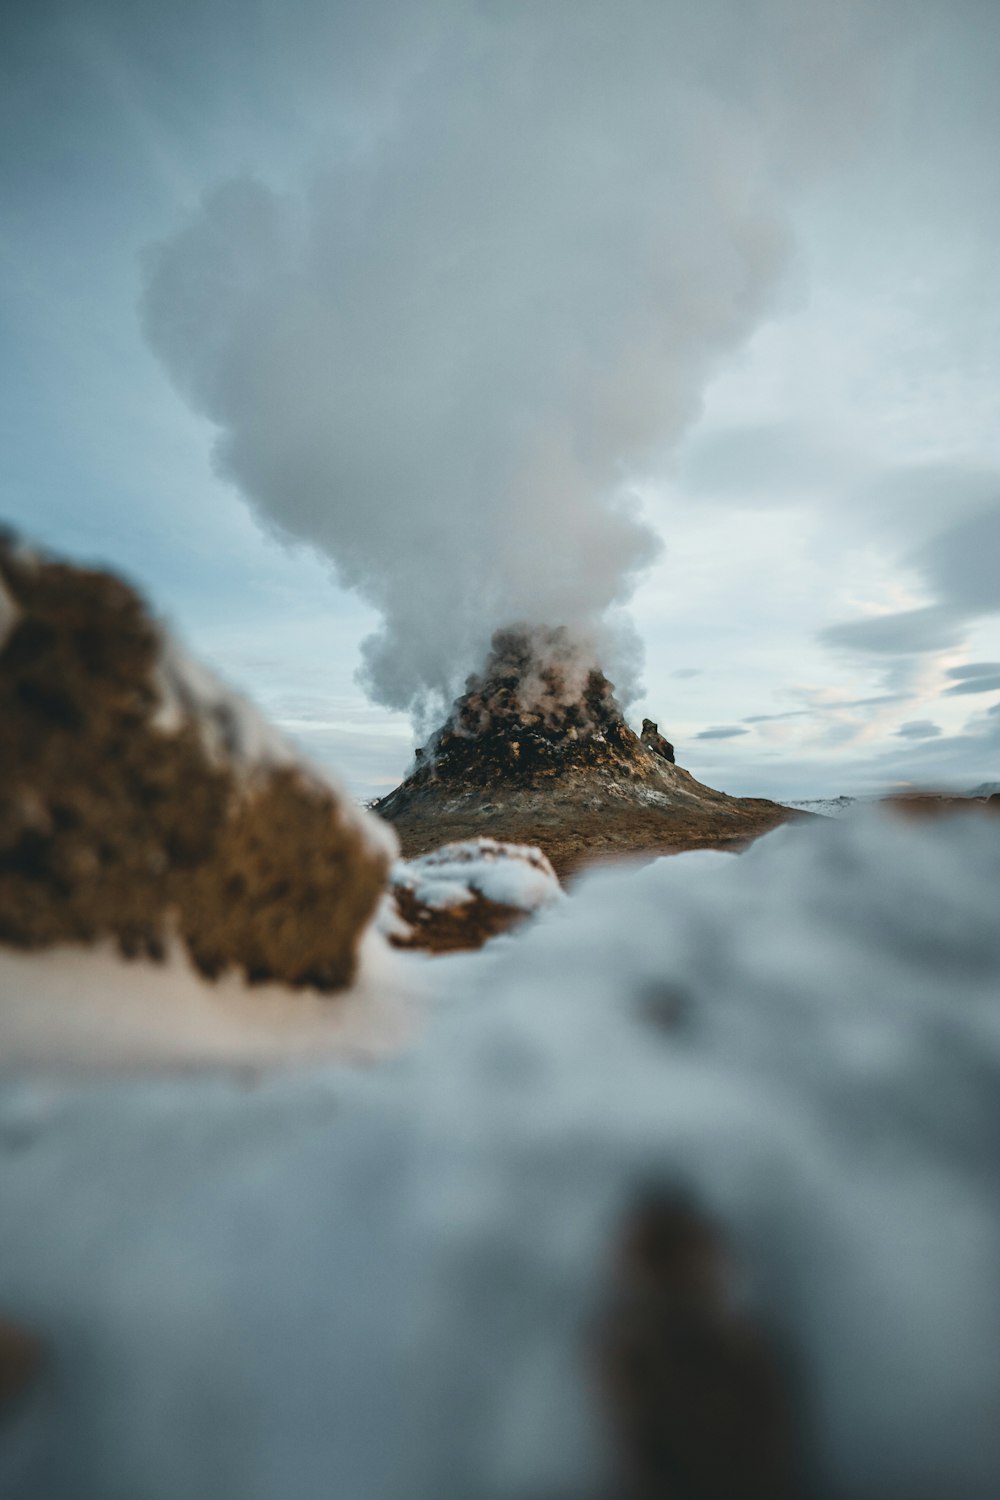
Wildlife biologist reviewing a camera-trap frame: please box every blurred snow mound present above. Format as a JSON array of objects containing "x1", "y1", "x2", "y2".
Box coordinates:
[{"x1": 1, "y1": 810, "x2": 1000, "y2": 1498}]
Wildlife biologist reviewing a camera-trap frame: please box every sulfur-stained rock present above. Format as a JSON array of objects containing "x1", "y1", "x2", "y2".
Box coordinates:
[
  {"x1": 0, "y1": 534, "x2": 394, "y2": 990},
  {"x1": 381, "y1": 836, "x2": 562, "y2": 953}
]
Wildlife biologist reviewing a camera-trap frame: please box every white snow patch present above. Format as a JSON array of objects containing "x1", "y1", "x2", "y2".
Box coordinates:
[
  {"x1": 150, "y1": 628, "x2": 398, "y2": 864},
  {"x1": 0, "y1": 925, "x2": 423, "y2": 1072},
  {"x1": 152, "y1": 631, "x2": 301, "y2": 772},
  {"x1": 390, "y1": 837, "x2": 564, "y2": 915},
  {"x1": 781, "y1": 794, "x2": 863, "y2": 818}
]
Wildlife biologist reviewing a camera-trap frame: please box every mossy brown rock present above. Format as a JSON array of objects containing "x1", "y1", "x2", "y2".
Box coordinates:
[
  {"x1": 376, "y1": 627, "x2": 805, "y2": 879},
  {"x1": 0, "y1": 535, "x2": 392, "y2": 990}
]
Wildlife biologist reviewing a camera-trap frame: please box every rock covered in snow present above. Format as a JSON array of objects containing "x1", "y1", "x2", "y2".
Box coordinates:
[
  {"x1": 0, "y1": 534, "x2": 394, "y2": 990},
  {"x1": 382, "y1": 836, "x2": 562, "y2": 952}
]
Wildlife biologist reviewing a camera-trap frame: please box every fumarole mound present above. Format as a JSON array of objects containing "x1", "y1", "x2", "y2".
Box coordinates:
[{"x1": 376, "y1": 628, "x2": 800, "y2": 876}]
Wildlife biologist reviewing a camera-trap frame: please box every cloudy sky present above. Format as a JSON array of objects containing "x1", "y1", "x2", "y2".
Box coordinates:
[{"x1": 3, "y1": 0, "x2": 999, "y2": 801}]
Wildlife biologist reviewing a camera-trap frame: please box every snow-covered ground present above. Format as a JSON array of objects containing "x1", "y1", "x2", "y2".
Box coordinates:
[
  {"x1": 0, "y1": 928, "x2": 422, "y2": 1071},
  {"x1": 1, "y1": 809, "x2": 999, "y2": 1498},
  {"x1": 780, "y1": 794, "x2": 863, "y2": 817}
]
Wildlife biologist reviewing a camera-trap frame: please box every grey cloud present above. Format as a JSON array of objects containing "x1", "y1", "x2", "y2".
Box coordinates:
[
  {"x1": 895, "y1": 720, "x2": 942, "y2": 739},
  {"x1": 671, "y1": 668, "x2": 702, "y2": 680},
  {"x1": 872, "y1": 719, "x2": 1000, "y2": 790},
  {"x1": 742, "y1": 710, "x2": 812, "y2": 723},
  {"x1": 695, "y1": 725, "x2": 749, "y2": 740},
  {"x1": 675, "y1": 420, "x2": 857, "y2": 505},
  {"x1": 943, "y1": 675, "x2": 1000, "y2": 697},
  {"x1": 946, "y1": 661, "x2": 1000, "y2": 680},
  {"x1": 818, "y1": 606, "x2": 964, "y2": 656},
  {"x1": 853, "y1": 464, "x2": 1000, "y2": 538},
  {"x1": 765, "y1": 701, "x2": 1000, "y2": 801},
  {"x1": 818, "y1": 486, "x2": 1000, "y2": 672},
  {"x1": 913, "y1": 503, "x2": 1000, "y2": 617},
  {"x1": 832, "y1": 693, "x2": 912, "y2": 708}
]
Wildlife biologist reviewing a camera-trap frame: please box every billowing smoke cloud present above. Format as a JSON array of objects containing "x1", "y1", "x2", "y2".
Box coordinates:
[{"x1": 142, "y1": 0, "x2": 903, "y2": 727}]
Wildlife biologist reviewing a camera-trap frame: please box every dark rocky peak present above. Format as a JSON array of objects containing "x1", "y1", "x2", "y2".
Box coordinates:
[
  {"x1": 641, "y1": 719, "x2": 675, "y2": 764},
  {"x1": 404, "y1": 625, "x2": 643, "y2": 788}
]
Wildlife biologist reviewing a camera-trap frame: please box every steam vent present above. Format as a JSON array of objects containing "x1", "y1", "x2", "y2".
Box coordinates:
[{"x1": 375, "y1": 628, "x2": 801, "y2": 878}]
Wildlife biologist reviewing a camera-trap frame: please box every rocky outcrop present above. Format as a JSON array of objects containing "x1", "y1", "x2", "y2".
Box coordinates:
[
  {"x1": 640, "y1": 718, "x2": 674, "y2": 764},
  {"x1": 376, "y1": 627, "x2": 803, "y2": 877},
  {"x1": 0, "y1": 535, "x2": 393, "y2": 990},
  {"x1": 381, "y1": 837, "x2": 562, "y2": 953}
]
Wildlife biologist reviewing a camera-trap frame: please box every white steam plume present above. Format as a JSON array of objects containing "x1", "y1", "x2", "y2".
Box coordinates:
[{"x1": 142, "y1": 0, "x2": 902, "y2": 725}]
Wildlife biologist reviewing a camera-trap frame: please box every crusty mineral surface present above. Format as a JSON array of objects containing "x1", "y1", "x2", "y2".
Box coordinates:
[
  {"x1": 0, "y1": 535, "x2": 393, "y2": 990},
  {"x1": 376, "y1": 627, "x2": 803, "y2": 878}
]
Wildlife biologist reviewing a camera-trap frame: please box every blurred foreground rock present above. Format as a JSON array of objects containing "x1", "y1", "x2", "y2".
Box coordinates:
[
  {"x1": 599, "y1": 1196, "x2": 799, "y2": 1500},
  {"x1": 0, "y1": 1318, "x2": 42, "y2": 1411},
  {"x1": 382, "y1": 836, "x2": 562, "y2": 952},
  {"x1": 0, "y1": 535, "x2": 393, "y2": 990},
  {"x1": 1, "y1": 811, "x2": 1000, "y2": 1497}
]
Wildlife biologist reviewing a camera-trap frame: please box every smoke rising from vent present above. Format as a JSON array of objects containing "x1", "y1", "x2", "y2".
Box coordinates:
[{"x1": 142, "y1": 1, "x2": 903, "y2": 726}]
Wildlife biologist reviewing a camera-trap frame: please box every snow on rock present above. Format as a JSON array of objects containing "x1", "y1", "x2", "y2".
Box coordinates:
[
  {"x1": 0, "y1": 535, "x2": 394, "y2": 990},
  {"x1": 151, "y1": 631, "x2": 301, "y2": 774},
  {"x1": 0, "y1": 925, "x2": 422, "y2": 1070},
  {"x1": 383, "y1": 837, "x2": 563, "y2": 952},
  {"x1": 1, "y1": 809, "x2": 999, "y2": 1497}
]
